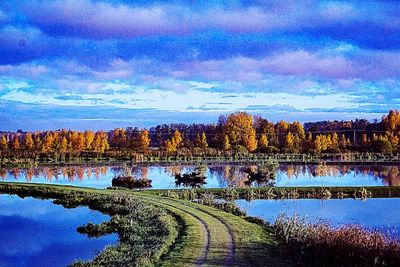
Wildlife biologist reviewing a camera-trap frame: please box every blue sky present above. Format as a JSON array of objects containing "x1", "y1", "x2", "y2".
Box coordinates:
[{"x1": 0, "y1": 0, "x2": 400, "y2": 130}]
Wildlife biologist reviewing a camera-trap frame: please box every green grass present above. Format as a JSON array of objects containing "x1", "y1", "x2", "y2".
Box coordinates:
[{"x1": 137, "y1": 191, "x2": 291, "y2": 267}]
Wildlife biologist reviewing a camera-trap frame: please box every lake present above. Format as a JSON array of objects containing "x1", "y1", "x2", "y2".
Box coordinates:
[
  {"x1": 1, "y1": 163, "x2": 399, "y2": 189},
  {"x1": 0, "y1": 194, "x2": 117, "y2": 267},
  {"x1": 235, "y1": 198, "x2": 400, "y2": 237}
]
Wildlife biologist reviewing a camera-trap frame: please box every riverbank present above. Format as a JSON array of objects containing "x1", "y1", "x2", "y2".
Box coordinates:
[{"x1": 148, "y1": 186, "x2": 400, "y2": 200}]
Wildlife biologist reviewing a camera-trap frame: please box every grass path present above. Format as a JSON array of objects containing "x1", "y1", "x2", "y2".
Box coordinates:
[{"x1": 134, "y1": 192, "x2": 291, "y2": 267}]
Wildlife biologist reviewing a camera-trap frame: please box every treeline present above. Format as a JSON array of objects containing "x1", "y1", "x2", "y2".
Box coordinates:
[{"x1": 1, "y1": 110, "x2": 400, "y2": 159}]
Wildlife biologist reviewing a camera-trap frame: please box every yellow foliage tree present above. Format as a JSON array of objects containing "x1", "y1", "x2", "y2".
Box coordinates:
[
  {"x1": 138, "y1": 129, "x2": 151, "y2": 152},
  {"x1": 245, "y1": 128, "x2": 258, "y2": 152},
  {"x1": 258, "y1": 134, "x2": 268, "y2": 149},
  {"x1": 60, "y1": 137, "x2": 68, "y2": 152},
  {"x1": 0, "y1": 135, "x2": 7, "y2": 150},
  {"x1": 12, "y1": 136, "x2": 20, "y2": 150},
  {"x1": 41, "y1": 133, "x2": 54, "y2": 153},
  {"x1": 84, "y1": 131, "x2": 95, "y2": 150},
  {"x1": 224, "y1": 112, "x2": 257, "y2": 151},
  {"x1": 223, "y1": 135, "x2": 231, "y2": 150},
  {"x1": 195, "y1": 132, "x2": 208, "y2": 149},
  {"x1": 172, "y1": 130, "x2": 183, "y2": 148},
  {"x1": 24, "y1": 133, "x2": 34, "y2": 150},
  {"x1": 314, "y1": 135, "x2": 322, "y2": 153}
]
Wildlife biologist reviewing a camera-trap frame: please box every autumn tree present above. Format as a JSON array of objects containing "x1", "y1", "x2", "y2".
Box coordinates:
[
  {"x1": 382, "y1": 110, "x2": 400, "y2": 131},
  {"x1": 11, "y1": 136, "x2": 20, "y2": 150},
  {"x1": 255, "y1": 117, "x2": 277, "y2": 147},
  {"x1": 60, "y1": 137, "x2": 68, "y2": 152},
  {"x1": 331, "y1": 132, "x2": 339, "y2": 152},
  {"x1": 314, "y1": 135, "x2": 322, "y2": 153},
  {"x1": 284, "y1": 132, "x2": 296, "y2": 153},
  {"x1": 41, "y1": 132, "x2": 54, "y2": 153},
  {"x1": 195, "y1": 132, "x2": 208, "y2": 149},
  {"x1": 84, "y1": 130, "x2": 95, "y2": 150},
  {"x1": 172, "y1": 130, "x2": 183, "y2": 149},
  {"x1": 245, "y1": 128, "x2": 258, "y2": 152},
  {"x1": 138, "y1": 129, "x2": 150, "y2": 152},
  {"x1": 23, "y1": 133, "x2": 34, "y2": 150},
  {"x1": 276, "y1": 120, "x2": 289, "y2": 146},
  {"x1": 258, "y1": 134, "x2": 268, "y2": 150},
  {"x1": 289, "y1": 121, "x2": 306, "y2": 140},
  {"x1": 339, "y1": 134, "x2": 348, "y2": 151},
  {"x1": 33, "y1": 132, "x2": 42, "y2": 151},
  {"x1": 0, "y1": 135, "x2": 8, "y2": 151},
  {"x1": 223, "y1": 135, "x2": 231, "y2": 150},
  {"x1": 303, "y1": 132, "x2": 314, "y2": 153},
  {"x1": 223, "y1": 112, "x2": 257, "y2": 152},
  {"x1": 111, "y1": 128, "x2": 127, "y2": 149},
  {"x1": 92, "y1": 131, "x2": 109, "y2": 153},
  {"x1": 164, "y1": 140, "x2": 176, "y2": 153},
  {"x1": 163, "y1": 130, "x2": 183, "y2": 153}
]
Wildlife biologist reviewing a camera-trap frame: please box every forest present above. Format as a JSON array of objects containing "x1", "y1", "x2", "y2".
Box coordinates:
[{"x1": 0, "y1": 110, "x2": 399, "y2": 159}]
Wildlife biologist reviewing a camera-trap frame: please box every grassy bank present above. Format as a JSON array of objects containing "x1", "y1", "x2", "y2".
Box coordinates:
[
  {"x1": 147, "y1": 186, "x2": 400, "y2": 201},
  {"x1": 0, "y1": 183, "x2": 180, "y2": 266}
]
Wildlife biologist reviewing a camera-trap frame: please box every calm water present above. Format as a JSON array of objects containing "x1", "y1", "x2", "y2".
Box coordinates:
[
  {"x1": 1, "y1": 163, "x2": 400, "y2": 189},
  {"x1": 235, "y1": 198, "x2": 400, "y2": 236},
  {"x1": 0, "y1": 194, "x2": 117, "y2": 267}
]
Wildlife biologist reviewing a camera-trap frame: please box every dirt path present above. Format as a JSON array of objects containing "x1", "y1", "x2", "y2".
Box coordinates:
[
  {"x1": 136, "y1": 194, "x2": 236, "y2": 266},
  {"x1": 172, "y1": 200, "x2": 236, "y2": 266},
  {"x1": 150, "y1": 199, "x2": 211, "y2": 266}
]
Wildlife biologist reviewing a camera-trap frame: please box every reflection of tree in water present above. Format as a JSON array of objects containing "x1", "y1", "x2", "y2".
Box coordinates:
[
  {"x1": 243, "y1": 164, "x2": 277, "y2": 187},
  {"x1": 279, "y1": 164, "x2": 400, "y2": 186},
  {"x1": 11, "y1": 168, "x2": 20, "y2": 180},
  {"x1": 86, "y1": 168, "x2": 92, "y2": 179},
  {"x1": 24, "y1": 169, "x2": 34, "y2": 181},
  {"x1": 45, "y1": 167, "x2": 53, "y2": 181},
  {"x1": 223, "y1": 165, "x2": 250, "y2": 187},
  {"x1": 0, "y1": 166, "x2": 114, "y2": 182},
  {"x1": 175, "y1": 167, "x2": 207, "y2": 188},
  {"x1": 209, "y1": 166, "x2": 228, "y2": 187},
  {"x1": 370, "y1": 166, "x2": 400, "y2": 186},
  {"x1": 164, "y1": 166, "x2": 184, "y2": 177},
  {"x1": 0, "y1": 169, "x2": 6, "y2": 180},
  {"x1": 131, "y1": 166, "x2": 149, "y2": 180},
  {"x1": 76, "y1": 167, "x2": 85, "y2": 180},
  {"x1": 111, "y1": 166, "x2": 123, "y2": 177}
]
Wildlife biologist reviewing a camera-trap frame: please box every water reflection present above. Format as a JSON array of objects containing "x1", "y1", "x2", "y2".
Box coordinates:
[
  {"x1": 277, "y1": 164, "x2": 400, "y2": 186},
  {"x1": 1, "y1": 164, "x2": 399, "y2": 188},
  {"x1": 235, "y1": 198, "x2": 400, "y2": 237},
  {"x1": 0, "y1": 194, "x2": 117, "y2": 267}
]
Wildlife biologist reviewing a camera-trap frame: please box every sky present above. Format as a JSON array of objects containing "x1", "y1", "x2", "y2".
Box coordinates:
[{"x1": 0, "y1": 0, "x2": 400, "y2": 131}]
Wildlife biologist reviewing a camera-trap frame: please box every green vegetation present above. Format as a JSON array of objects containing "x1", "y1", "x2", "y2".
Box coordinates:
[
  {"x1": 150, "y1": 186, "x2": 400, "y2": 201},
  {"x1": 0, "y1": 182, "x2": 291, "y2": 267},
  {"x1": 0, "y1": 183, "x2": 179, "y2": 266}
]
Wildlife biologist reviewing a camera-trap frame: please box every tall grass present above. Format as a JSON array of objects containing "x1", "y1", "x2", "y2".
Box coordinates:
[{"x1": 274, "y1": 214, "x2": 400, "y2": 266}]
